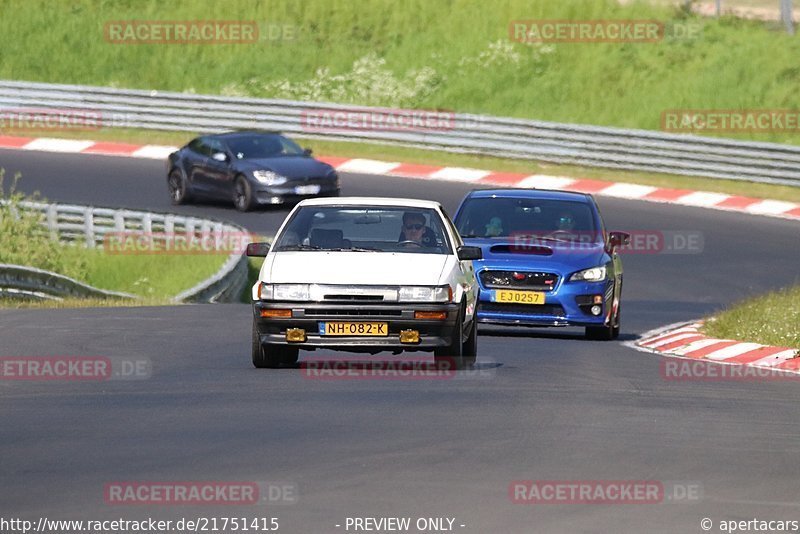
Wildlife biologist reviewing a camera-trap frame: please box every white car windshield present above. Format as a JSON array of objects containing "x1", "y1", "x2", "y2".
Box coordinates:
[{"x1": 273, "y1": 206, "x2": 452, "y2": 254}]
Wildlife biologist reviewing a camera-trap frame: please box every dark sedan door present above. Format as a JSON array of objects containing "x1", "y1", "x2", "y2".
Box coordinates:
[
  {"x1": 182, "y1": 138, "x2": 213, "y2": 195},
  {"x1": 198, "y1": 138, "x2": 235, "y2": 198}
]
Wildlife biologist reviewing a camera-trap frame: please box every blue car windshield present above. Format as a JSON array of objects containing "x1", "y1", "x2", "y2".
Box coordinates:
[
  {"x1": 456, "y1": 198, "x2": 600, "y2": 242},
  {"x1": 227, "y1": 134, "x2": 305, "y2": 159}
]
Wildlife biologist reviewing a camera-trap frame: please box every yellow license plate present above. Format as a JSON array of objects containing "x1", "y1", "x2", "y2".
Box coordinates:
[
  {"x1": 320, "y1": 322, "x2": 389, "y2": 336},
  {"x1": 494, "y1": 290, "x2": 545, "y2": 305}
]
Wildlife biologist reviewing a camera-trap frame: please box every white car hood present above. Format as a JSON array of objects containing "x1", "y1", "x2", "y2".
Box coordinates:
[{"x1": 265, "y1": 251, "x2": 449, "y2": 285}]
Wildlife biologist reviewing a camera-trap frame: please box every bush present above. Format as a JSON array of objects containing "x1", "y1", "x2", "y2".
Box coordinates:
[{"x1": 0, "y1": 170, "x2": 89, "y2": 279}]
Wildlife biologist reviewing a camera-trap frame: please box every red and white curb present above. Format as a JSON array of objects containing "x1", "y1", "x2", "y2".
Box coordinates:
[
  {"x1": 1, "y1": 135, "x2": 799, "y2": 221},
  {"x1": 626, "y1": 321, "x2": 800, "y2": 374}
]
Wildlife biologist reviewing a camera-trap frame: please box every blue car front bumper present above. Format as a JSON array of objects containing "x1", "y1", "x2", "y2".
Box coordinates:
[{"x1": 476, "y1": 277, "x2": 614, "y2": 327}]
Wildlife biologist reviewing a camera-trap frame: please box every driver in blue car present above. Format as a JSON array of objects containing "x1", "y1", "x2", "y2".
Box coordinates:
[{"x1": 556, "y1": 211, "x2": 576, "y2": 231}]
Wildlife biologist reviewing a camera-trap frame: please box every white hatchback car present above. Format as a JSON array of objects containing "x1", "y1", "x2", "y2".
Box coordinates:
[{"x1": 246, "y1": 197, "x2": 481, "y2": 369}]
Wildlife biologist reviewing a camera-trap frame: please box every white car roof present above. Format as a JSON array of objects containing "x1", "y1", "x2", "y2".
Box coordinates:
[{"x1": 297, "y1": 196, "x2": 443, "y2": 209}]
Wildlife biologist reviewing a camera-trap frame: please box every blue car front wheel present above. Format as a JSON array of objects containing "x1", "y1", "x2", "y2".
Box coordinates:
[{"x1": 585, "y1": 300, "x2": 620, "y2": 341}]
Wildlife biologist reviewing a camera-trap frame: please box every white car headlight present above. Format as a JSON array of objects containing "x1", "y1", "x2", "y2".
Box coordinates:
[
  {"x1": 260, "y1": 283, "x2": 309, "y2": 300},
  {"x1": 398, "y1": 285, "x2": 452, "y2": 302},
  {"x1": 569, "y1": 266, "x2": 607, "y2": 282},
  {"x1": 252, "y1": 170, "x2": 287, "y2": 185}
]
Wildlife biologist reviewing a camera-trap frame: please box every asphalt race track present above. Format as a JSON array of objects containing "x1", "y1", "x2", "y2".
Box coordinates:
[{"x1": 2, "y1": 148, "x2": 800, "y2": 532}]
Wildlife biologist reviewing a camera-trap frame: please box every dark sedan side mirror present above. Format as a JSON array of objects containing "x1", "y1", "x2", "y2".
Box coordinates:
[
  {"x1": 211, "y1": 152, "x2": 229, "y2": 163},
  {"x1": 457, "y1": 245, "x2": 482, "y2": 261},
  {"x1": 246, "y1": 242, "x2": 271, "y2": 257},
  {"x1": 607, "y1": 231, "x2": 631, "y2": 251},
  {"x1": 303, "y1": 148, "x2": 313, "y2": 156}
]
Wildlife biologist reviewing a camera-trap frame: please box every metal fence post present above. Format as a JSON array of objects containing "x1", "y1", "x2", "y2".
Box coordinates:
[
  {"x1": 781, "y1": 0, "x2": 795, "y2": 35},
  {"x1": 84, "y1": 209, "x2": 95, "y2": 248},
  {"x1": 46, "y1": 204, "x2": 58, "y2": 241}
]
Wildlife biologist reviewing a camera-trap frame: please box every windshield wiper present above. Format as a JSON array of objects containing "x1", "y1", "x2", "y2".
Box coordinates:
[
  {"x1": 276, "y1": 244, "x2": 323, "y2": 251},
  {"x1": 331, "y1": 246, "x2": 381, "y2": 252},
  {"x1": 276, "y1": 244, "x2": 382, "y2": 252}
]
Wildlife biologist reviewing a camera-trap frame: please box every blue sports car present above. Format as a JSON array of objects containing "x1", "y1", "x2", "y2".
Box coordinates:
[{"x1": 453, "y1": 189, "x2": 630, "y2": 340}]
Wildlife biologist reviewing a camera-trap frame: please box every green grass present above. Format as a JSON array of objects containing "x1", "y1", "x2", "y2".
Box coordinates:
[
  {"x1": 59, "y1": 246, "x2": 228, "y2": 298},
  {"x1": 2, "y1": 241, "x2": 228, "y2": 301},
  {"x1": 242, "y1": 257, "x2": 263, "y2": 303},
  {"x1": 0, "y1": 169, "x2": 229, "y2": 304},
  {"x1": 3, "y1": 0, "x2": 800, "y2": 144},
  {"x1": 0, "y1": 243, "x2": 231, "y2": 308},
  {"x1": 704, "y1": 286, "x2": 800, "y2": 349}
]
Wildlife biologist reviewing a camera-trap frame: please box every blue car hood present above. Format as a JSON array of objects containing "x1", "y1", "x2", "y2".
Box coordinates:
[
  {"x1": 465, "y1": 237, "x2": 607, "y2": 273},
  {"x1": 237, "y1": 156, "x2": 333, "y2": 177}
]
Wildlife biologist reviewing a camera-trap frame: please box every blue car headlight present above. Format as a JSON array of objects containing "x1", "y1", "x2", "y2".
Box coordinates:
[
  {"x1": 253, "y1": 170, "x2": 287, "y2": 185},
  {"x1": 569, "y1": 266, "x2": 606, "y2": 282}
]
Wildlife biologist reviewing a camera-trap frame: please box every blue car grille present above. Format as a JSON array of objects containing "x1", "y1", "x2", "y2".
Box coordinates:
[
  {"x1": 479, "y1": 270, "x2": 559, "y2": 291},
  {"x1": 479, "y1": 302, "x2": 565, "y2": 316}
]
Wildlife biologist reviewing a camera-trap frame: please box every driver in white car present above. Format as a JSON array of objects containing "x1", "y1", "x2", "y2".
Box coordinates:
[{"x1": 399, "y1": 211, "x2": 437, "y2": 247}]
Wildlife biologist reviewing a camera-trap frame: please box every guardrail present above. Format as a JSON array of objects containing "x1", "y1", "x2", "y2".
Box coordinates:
[
  {"x1": 1, "y1": 200, "x2": 251, "y2": 303},
  {"x1": 0, "y1": 263, "x2": 137, "y2": 301},
  {"x1": 1, "y1": 79, "x2": 800, "y2": 186}
]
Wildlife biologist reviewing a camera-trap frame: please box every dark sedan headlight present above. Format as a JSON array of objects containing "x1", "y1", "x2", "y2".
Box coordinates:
[{"x1": 252, "y1": 170, "x2": 287, "y2": 185}]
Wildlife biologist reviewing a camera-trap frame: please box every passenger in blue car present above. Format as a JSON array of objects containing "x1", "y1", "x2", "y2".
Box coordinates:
[{"x1": 484, "y1": 216, "x2": 504, "y2": 237}]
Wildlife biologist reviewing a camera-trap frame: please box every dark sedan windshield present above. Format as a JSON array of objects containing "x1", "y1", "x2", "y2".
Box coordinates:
[
  {"x1": 456, "y1": 197, "x2": 599, "y2": 241},
  {"x1": 227, "y1": 134, "x2": 306, "y2": 159}
]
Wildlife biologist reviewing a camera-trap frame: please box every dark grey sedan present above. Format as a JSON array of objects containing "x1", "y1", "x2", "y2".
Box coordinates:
[{"x1": 166, "y1": 131, "x2": 340, "y2": 211}]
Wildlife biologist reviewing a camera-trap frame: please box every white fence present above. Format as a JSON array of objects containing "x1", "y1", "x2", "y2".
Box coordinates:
[{"x1": 0, "y1": 200, "x2": 251, "y2": 302}]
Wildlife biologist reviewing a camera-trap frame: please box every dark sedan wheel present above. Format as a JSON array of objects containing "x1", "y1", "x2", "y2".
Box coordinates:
[
  {"x1": 234, "y1": 175, "x2": 255, "y2": 212},
  {"x1": 167, "y1": 169, "x2": 191, "y2": 205}
]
